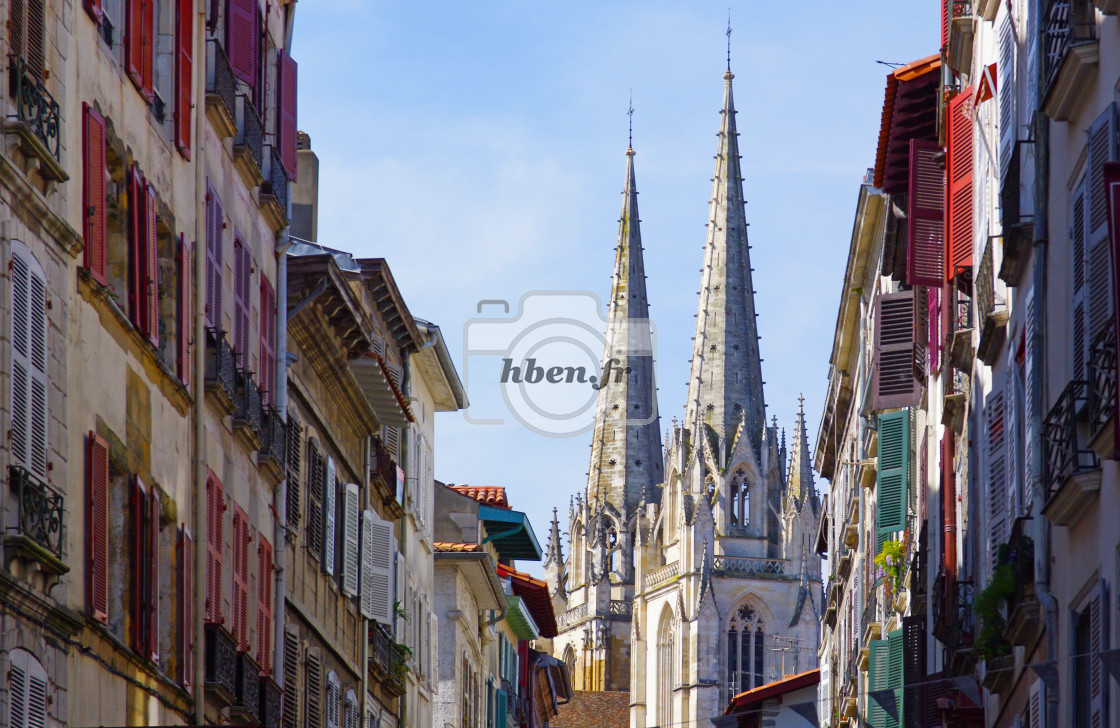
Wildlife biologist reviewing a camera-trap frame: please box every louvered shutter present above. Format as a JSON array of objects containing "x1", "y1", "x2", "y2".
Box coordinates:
[
  {"x1": 260, "y1": 277, "x2": 276, "y2": 404},
  {"x1": 940, "y1": 0, "x2": 949, "y2": 50},
  {"x1": 307, "y1": 444, "x2": 323, "y2": 557},
  {"x1": 874, "y1": 290, "x2": 920, "y2": 410},
  {"x1": 1089, "y1": 580, "x2": 1109, "y2": 728},
  {"x1": 10, "y1": 244, "x2": 47, "y2": 478},
  {"x1": 126, "y1": 0, "x2": 145, "y2": 88},
  {"x1": 345, "y1": 691, "x2": 358, "y2": 728},
  {"x1": 325, "y1": 672, "x2": 340, "y2": 728},
  {"x1": 430, "y1": 612, "x2": 439, "y2": 694},
  {"x1": 1022, "y1": 291, "x2": 1037, "y2": 510},
  {"x1": 206, "y1": 471, "x2": 225, "y2": 624},
  {"x1": 287, "y1": 416, "x2": 302, "y2": 526},
  {"x1": 232, "y1": 505, "x2": 250, "y2": 651},
  {"x1": 148, "y1": 484, "x2": 161, "y2": 663},
  {"x1": 998, "y1": 12, "x2": 1015, "y2": 178},
  {"x1": 907, "y1": 140, "x2": 946, "y2": 286},
  {"x1": 323, "y1": 457, "x2": 337, "y2": 575},
  {"x1": 342, "y1": 483, "x2": 360, "y2": 596},
  {"x1": 877, "y1": 409, "x2": 910, "y2": 536},
  {"x1": 1072, "y1": 181, "x2": 1090, "y2": 377},
  {"x1": 1028, "y1": 678, "x2": 1044, "y2": 728},
  {"x1": 1087, "y1": 106, "x2": 1117, "y2": 353},
  {"x1": 283, "y1": 630, "x2": 301, "y2": 728},
  {"x1": 8, "y1": 651, "x2": 48, "y2": 728},
  {"x1": 382, "y1": 424, "x2": 400, "y2": 462},
  {"x1": 360, "y1": 510, "x2": 375, "y2": 618},
  {"x1": 227, "y1": 0, "x2": 257, "y2": 85},
  {"x1": 868, "y1": 639, "x2": 888, "y2": 728},
  {"x1": 128, "y1": 166, "x2": 145, "y2": 330},
  {"x1": 178, "y1": 236, "x2": 192, "y2": 386},
  {"x1": 205, "y1": 184, "x2": 223, "y2": 328},
  {"x1": 131, "y1": 476, "x2": 149, "y2": 655},
  {"x1": 364, "y1": 511, "x2": 395, "y2": 625},
  {"x1": 88, "y1": 432, "x2": 110, "y2": 623},
  {"x1": 495, "y1": 689, "x2": 508, "y2": 728},
  {"x1": 140, "y1": 0, "x2": 154, "y2": 96},
  {"x1": 174, "y1": 0, "x2": 193, "y2": 156},
  {"x1": 886, "y1": 628, "x2": 904, "y2": 728},
  {"x1": 144, "y1": 183, "x2": 159, "y2": 347},
  {"x1": 922, "y1": 673, "x2": 946, "y2": 728},
  {"x1": 902, "y1": 616, "x2": 925, "y2": 728},
  {"x1": 928, "y1": 285, "x2": 942, "y2": 373},
  {"x1": 258, "y1": 537, "x2": 273, "y2": 671},
  {"x1": 305, "y1": 650, "x2": 323, "y2": 728},
  {"x1": 233, "y1": 236, "x2": 250, "y2": 359},
  {"x1": 947, "y1": 88, "x2": 975, "y2": 279},
  {"x1": 278, "y1": 50, "x2": 298, "y2": 180},
  {"x1": 986, "y1": 390, "x2": 1008, "y2": 572},
  {"x1": 82, "y1": 104, "x2": 109, "y2": 284},
  {"x1": 1006, "y1": 363, "x2": 1022, "y2": 520},
  {"x1": 180, "y1": 526, "x2": 194, "y2": 688}
]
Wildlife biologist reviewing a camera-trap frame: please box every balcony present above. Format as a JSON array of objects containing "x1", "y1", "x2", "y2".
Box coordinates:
[
  {"x1": 5, "y1": 54, "x2": 67, "y2": 182},
  {"x1": 370, "y1": 437, "x2": 404, "y2": 517},
  {"x1": 712, "y1": 556, "x2": 785, "y2": 579},
  {"x1": 948, "y1": 266, "x2": 975, "y2": 372},
  {"x1": 943, "y1": 579, "x2": 977, "y2": 675},
  {"x1": 233, "y1": 93, "x2": 265, "y2": 188},
  {"x1": 646, "y1": 561, "x2": 679, "y2": 589},
  {"x1": 557, "y1": 603, "x2": 587, "y2": 629},
  {"x1": 1088, "y1": 324, "x2": 1116, "y2": 458},
  {"x1": 204, "y1": 624, "x2": 238, "y2": 705},
  {"x1": 259, "y1": 676, "x2": 282, "y2": 728},
  {"x1": 204, "y1": 40, "x2": 237, "y2": 138},
  {"x1": 204, "y1": 328, "x2": 237, "y2": 409},
  {"x1": 943, "y1": 367, "x2": 970, "y2": 434},
  {"x1": 6, "y1": 466, "x2": 67, "y2": 574},
  {"x1": 260, "y1": 145, "x2": 290, "y2": 232},
  {"x1": 999, "y1": 141, "x2": 1035, "y2": 287},
  {"x1": 608, "y1": 600, "x2": 633, "y2": 620},
  {"x1": 232, "y1": 651, "x2": 261, "y2": 723},
  {"x1": 1042, "y1": 379, "x2": 1100, "y2": 526},
  {"x1": 233, "y1": 368, "x2": 264, "y2": 444},
  {"x1": 1003, "y1": 520, "x2": 1039, "y2": 649},
  {"x1": 975, "y1": 243, "x2": 1008, "y2": 365},
  {"x1": 258, "y1": 406, "x2": 287, "y2": 480},
  {"x1": 1041, "y1": 0, "x2": 1099, "y2": 121},
  {"x1": 947, "y1": 1, "x2": 976, "y2": 75},
  {"x1": 368, "y1": 622, "x2": 406, "y2": 697}
]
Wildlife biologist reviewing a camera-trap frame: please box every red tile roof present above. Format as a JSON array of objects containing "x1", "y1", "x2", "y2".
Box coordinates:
[
  {"x1": 552, "y1": 691, "x2": 629, "y2": 728},
  {"x1": 724, "y1": 668, "x2": 821, "y2": 714},
  {"x1": 448, "y1": 484, "x2": 509, "y2": 509},
  {"x1": 432, "y1": 542, "x2": 483, "y2": 553},
  {"x1": 496, "y1": 564, "x2": 558, "y2": 638}
]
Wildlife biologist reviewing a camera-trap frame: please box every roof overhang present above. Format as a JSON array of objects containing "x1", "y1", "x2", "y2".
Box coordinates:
[
  {"x1": 505, "y1": 596, "x2": 540, "y2": 640},
  {"x1": 724, "y1": 668, "x2": 821, "y2": 715},
  {"x1": 350, "y1": 352, "x2": 414, "y2": 427},
  {"x1": 286, "y1": 253, "x2": 374, "y2": 359},
  {"x1": 356, "y1": 258, "x2": 424, "y2": 353},
  {"x1": 498, "y1": 563, "x2": 558, "y2": 638},
  {"x1": 814, "y1": 495, "x2": 829, "y2": 556},
  {"x1": 479, "y1": 505, "x2": 542, "y2": 561},
  {"x1": 434, "y1": 551, "x2": 508, "y2": 613},
  {"x1": 413, "y1": 320, "x2": 469, "y2": 411},
  {"x1": 873, "y1": 55, "x2": 941, "y2": 195}
]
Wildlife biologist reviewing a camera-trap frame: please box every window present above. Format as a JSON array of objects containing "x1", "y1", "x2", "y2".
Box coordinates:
[
  {"x1": 306, "y1": 439, "x2": 324, "y2": 558},
  {"x1": 1072, "y1": 582, "x2": 1106, "y2": 728},
  {"x1": 325, "y1": 671, "x2": 340, "y2": 728},
  {"x1": 232, "y1": 234, "x2": 251, "y2": 363},
  {"x1": 6, "y1": 648, "x2": 48, "y2": 728},
  {"x1": 8, "y1": 0, "x2": 46, "y2": 78},
  {"x1": 257, "y1": 536, "x2": 273, "y2": 670},
  {"x1": 231, "y1": 504, "x2": 250, "y2": 652},
  {"x1": 657, "y1": 608, "x2": 674, "y2": 726},
  {"x1": 130, "y1": 476, "x2": 161, "y2": 663},
  {"x1": 9, "y1": 241, "x2": 49, "y2": 479},
  {"x1": 730, "y1": 468, "x2": 748, "y2": 527},
  {"x1": 344, "y1": 690, "x2": 358, "y2": 728},
  {"x1": 726, "y1": 601, "x2": 765, "y2": 698},
  {"x1": 282, "y1": 628, "x2": 301, "y2": 728},
  {"x1": 205, "y1": 183, "x2": 224, "y2": 329},
  {"x1": 205, "y1": 470, "x2": 225, "y2": 624},
  {"x1": 305, "y1": 649, "x2": 322, "y2": 728}
]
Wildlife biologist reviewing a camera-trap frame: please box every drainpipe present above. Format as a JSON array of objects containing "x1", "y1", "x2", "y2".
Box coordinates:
[
  {"x1": 274, "y1": 228, "x2": 292, "y2": 707},
  {"x1": 193, "y1": 0, "x2": 208, "y2": 720},
  {"x1": 362, "y1": 435, "x2": 372, "y2": 728}
]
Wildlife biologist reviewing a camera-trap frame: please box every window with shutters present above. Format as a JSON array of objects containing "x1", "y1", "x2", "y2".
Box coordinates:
[
  {"x1": 947, "y1": 88, "x2": 975, "y2": 279},
  {"x1": 231, "y1": 504, "x2": 251, "y2": 652},
  {"x1": 361, "y1": 510, "x2": 395, "y2": 625},
  {"x1": 179, "y1": 525, "x2": 194, "y2": 688},
  {"x1": 344, "y1": 690, "x2": 358, "y2": 728},
  {"x1": 173, "y1": 0, "x2": 193, "y2": 155},
  {"x1": 6, "y1": 649, "x2": 48, "y2": 728},
  {"x1": 1082, "y1": 105, "x2": 1119, "y2": 378},
  {"x1": 257, "y1": 536, "x2": 273, "y2": 671},
  {"x1": 87, "y1": 433, "x2": 111, "y2": 622},
  {"x1": 9, "y1": 0, "x2": 46, "y2": 80},
  {"x1": 260, "y1": 277, "x2": 277, "y2": 405},
  {"x1": 205, "y1": 470, "x2": 226, "y2": 624},
  {"x1": 867, "y1": 629, "x2": 904, "y2": 728},
  {"x1": 129, "y1": 476, "x2": 161, "y2": 663},
  {"x1": 1072, "y1": 580, "x2": 1109, "y2": 728},
  {"x1": 986, "y1": 390, "x2": 1008, "y2": 573},
  {"x1": 9, "y1": 242, "x2": 49, "y2": 480},
  {"x1": 907, "y1": 139, "x2": 946, "y2": 287},
  {"x1": 282, "y1": 629, "x2": 301, "y2": 728},
  {"x1": 342, "y1": 482, "x2": 360, "y2": 596},
  {"x1": 873, "y1": 290, "x2": 922, "y2": 410},
  {"x1": 126, "y1": 0, "x2": 155, "y2": 99},
  {"x1": 306, "y1": 439, "x2": 324, "y2": 559},
  {"x1": 232, "y1": 235, "x2": 252, "y2": 363},
  {"x1": 325, "y1": 671, "x2": 341, "y2": 728},
  {"x1": 323, "y1": 457, "x2": 337, "y2": 576},
  {"x1": 305, "y1": 649, "x2": 323, "y2": 728},
  {"x1": 287, "y1": 413, "x2": 303, "y2": 526},
  {"x1": 205, "y1": 182, "x2": 225, "y2": 329},
  {"x1": 877, "y1": 409, "x2": 911, "y2": 540}
]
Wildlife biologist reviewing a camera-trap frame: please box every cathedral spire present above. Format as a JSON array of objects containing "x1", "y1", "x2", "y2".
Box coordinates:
[
  {"x1": 786, "y1": 395, "x2": 815, "y2": 509},
  {"x1": 684, "y1": 65, "x2": 766, "y2": 456},
  {"x1": 585, "y1": 145, "x2": 664, "y2": 514}
]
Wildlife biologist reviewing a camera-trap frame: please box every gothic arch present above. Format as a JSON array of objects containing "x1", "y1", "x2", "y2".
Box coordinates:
[
  {"x1": 724, "y1": 596, "x2": 768, "y2": 700},
  {"x1": 656, "y1": 605, "x2": 675, "y2": 726}
]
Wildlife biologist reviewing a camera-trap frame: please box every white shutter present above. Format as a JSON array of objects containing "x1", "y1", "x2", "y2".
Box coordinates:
[
  {"x1": 8, "y1": 650, "x2": 48, "y2": 728},
  {"x1": 364, "y1": 511, "x2": 395, "y2": 625},
  {"x1": 323, "y1": 458, "x2": 337, "y2": 575},
  {"x1": 1024, "y1": 0, "x2": 1038, "y2": 122},
  {"x1": 1005, "y1": 361, "x2": 1021, "y2": 520},
  {"x1": 1087, "y1": 105, "x2": 1117, "y2": 348},
  {"x1": 1029, "y1": 678, "x2": 1044, "y2": 728},
  {"x1": 430, "y1": 611, "x2": 439, "y2": 694},
  {"x1": 986, "y1": 390, "x2": 1008, "y2": 574},
  {"x1": 344, "y1": 690, "x2": 358, "y2": 728},
  {"x1": 1023, "y1": 290, "x2": 1037, "y2": 509},
  {"x1": 342, "y1": 483, "x2": 360, "y2": 596},
  {"x1": 360, "y1": 510, "x2": 375, "y2": 618},
  {"x1": 10, "y1": 243, "x2": 48, "y2": 478},
  {"x1": 326, "y1": 672, "x2": 340, "y2": 728},
  {"x1": 1072, "y1": 181, "x2": 1089, "y2": 378},
  {"x1": 997, "y1": 10, "x2": 1016, "y2": 178}
]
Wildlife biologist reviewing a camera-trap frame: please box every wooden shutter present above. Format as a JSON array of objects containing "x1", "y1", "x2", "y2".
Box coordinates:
[
  {"x1": 131, "y1": 476, "x2": 150, "y2": 655},
  {"x1": 946, "y1": 88, "x2": 975, "y2": 279},
  {"x1": 148, "y1": 484, "x2": 161, "y2": 663},
  {"x1": 306, "y1": 443, "x2": 323, "y2": 557},
  {"x1": 342, "y1": 483, "x2": 360, "y2": 596},
  {"x1": 986, "y1": 390, "x2": 1007, "y2": 572},
  {"x1": 877, "y1": 409, "x2": 910, "y2": 536},
  {"x1": 907, "y1": 140, "x2": 946, "y2": 286},
  {"x1": 233, "y1": 235, "x2": 250, "y2": 359},
  {"x1": 257, "y1": 536, "x2": 273, "y2": 671},
  {"x1": 305, "y1": 650, "x2": 323, "y2": 728},
  {"x1": 141, "y1": 0, "x2": 154, "y2": 96},
  {"x1": 1088, "y1": 580, "x2": 1109, "y2": 728},
  {"x1": 495, "y1": 689, "x2": 508, "y2": 728},
  {"x1": 928, "y1": 285, "x2": 942, "y2": 373},
  {"x1": 88, "y1": 432, "x2": 110, "y2": 623},
  {"x1": 10, "y1": 244, "x2": 48, "y2": 478},
  {"x1": 227, "y1": 0, "x2": 257, "y2": 85},
  {"x1": 282, "y1": 629, "x2": 301, "y2": 728},
  {"x1": 323, "y1": 457, "x2": 337, "y2": 575},
  {"x1": 144, "y1": 182, "x2": 159, "y2": 348},
  {"x1": 174, "y1": 0, "x2": 193, "y2": 156},
  {"x1": 902, "y1": 616, "x2": 925, "y2": 728},
  {"x1": 430, "y1": 612, "x2": 438, "y2": 694},
  {"x1": 1006, "y1": 364, "x2": 1021, "y2": 519},
  {"x1": 178, "y1": 235, "x2": 192, "y2": 386},
  {"x1": 128, "y1": 166, "x2": 145, "y2": 330},
  {"x1": 126, "y1": 0, "x2": 145, "y2": 87},
  {"x1": 360, "y1": 511, "x2": 375, "y2": 618},
  {"x1": 997, "y1": 12, "x2": 1015, "y2": 178},
  {"x1": 205, "y1": 184, "x2": 223, "y2": 328},
  {"x1": 206, "y1": 470, "x2": 225, "y2": 624},
  {"x1": 345, "y1": 691, "x2": 358, "y2": 728},
  {"x1": 1023, "y1": 291, "x2": 1038, "y2": 508},
  {"x1": 8, "y1": 651, "x2": 48, "y2": 728},
  {"x1": 278, "y1": 51, "x2": 298, "y2": 180},
  {"x1": 232, "y1": 505, "x2": 250, "y2": 651},
  {"x1": 874, "y1": 290, "x2": 920, "y2": 410},
  {"x1": 179, "y1": 526, "x2": 194, "y2": 688},
  {"x1": 1087, "y1": 106, "x2": 1118, "y2": 353},
  {"x1": 364, "y1": 511, "x2": 395, "y2": 625},
  {"x1": 1072, "y1": 181, "x2": 1090, "y2": 377},
  {"x1": 260, "y1": 277, "x2": 276, "y2": 405},
  {"x1": 287, "y1": 416, "x2": 302, "y2": 526},
  {"x1": 82, "y1": 104, "x2": 109, "y2": 284},
  {"x1": 868, "y1": 639, "x2": 888, "y2": 728},
  {"x1": 325, "y1": 672, "x2": 340, "y2": 728}
]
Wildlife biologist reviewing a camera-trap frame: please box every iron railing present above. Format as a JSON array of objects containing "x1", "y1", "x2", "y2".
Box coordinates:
[
  {"x1": 947, "y1": 579, "x2": 976, "y2": 651},
  {"x1": 234, "y1": 651, "x2": 261, "y2": 721},
  {"x1": 205, "y1": 40, "x2": 236, "y2": 119},
  {"x1": 8, "y1": 466, "x2": 64, "y2": 558},
  {"x1": 263, "y1": 144, "x2": 290, "y2": 217},
  {"x1": 1042, "y1": 379, "x2": 1098, "y2": 500},
  {"x1": 1089, "y1": 324, "x2": 1116, "y2": 443},
  {"x1": 1006, "y1": 518, "x2": 1035, "y2": 613},
  {"x1": 370, "y1": 620, "x2": 407, "y2": 693},
  {"x1": 952, "y1": 266, "x2": 973, "y2": 334},
  {"x1": 259, "y1": 676, "x2": 282, "y2": 728},
  {"x1": 1043, "y1": 0, "x2": 1097, "y2": 94},
  {"x1": 7, "y1": 54, "x2": 61, "y2": 160},
  {"x1": 235, "y1": 93, "x2": 264, "y2": 174},
  {"x1": 233, "y1": 368, "x2": 263, "y2": 435},
  {"x1": 713, "y1": 556, "x2": 785, "y2": 578},
  {"x1": 204, "y1": 328, "x2": 236, "y2": 399},
  {"x1": 204, "y1": 624, "x2": 238, "y2": 699},
  {"x1": 259, "y1": 406, "x2": 288, "y2": 469}
]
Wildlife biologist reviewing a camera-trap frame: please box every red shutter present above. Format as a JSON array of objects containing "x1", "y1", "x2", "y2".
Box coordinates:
[
  {"x1": 907, "y1": 139, "x2": 946, "y2": 286},
  {"x1": 278, "y1": 51, "x2": 298, "y2": 180},
  {"x1": 205, "y1": 184, "x2": 223, "y2": 329},
  {"x1": 82, "y1": 104, "x2": 108, "y2": 285},
  {"x1": 87, "y1": 432, "x2": 110, "y2": 624},
  {"x1": 145, "y1": 182, "x2": 159, "y2": 348},
  {"x1": 179, "y1": 525, "x2": 194, "y2": 688},
  {"x1": 206, "y1": 471, "x2": 224, "y2": 624},
  {"x1": 149, "y1": 485, "x2": 161, "y2": 663},
  {"x1": 232, "y1": 505, "x2": 250, "y2": 651},
  {"x1": 946, "y1": 88, "x2": 975, "y2": 280},
  {"x1": 126, "y1": 0, "x2": 145, "y2": 87},
  {"x1": 928, "y1": 285, "x2": 942, "y2": 373},
  {"x1": 233, "y1": 236, "x2": 250, "y2": 360},
  {"x1": 174, "y1": 0, "x2": 193, "y2": 157},
  {"x1": 260, "y1": 277, "x2": 275, "y2": 405},
  {"x1": 128, "y1": 165, "x2": 144, "y2": 329},
  {"x1": 257, "y1": 537, "x2": 273, "y2": 672},
  {"x1": 178, "y1": 235, "x2": 192, "y2": 386},
  {"x1": 131, "y1": 475, "x2": 149, "y2": 655},
  {"x1": 227, "y1": 0, "x2": 257, "y2": 85},
  {"x1": 86, "y1": 0, "x2": 104, "y2": 25},
  {"x1": 141, "y1": 0, "x2": 154, "y2": 97},
  {"x1": 874, "y1": 290, "x2": 920, "y2": 410},
  {"x1": 941, "y1": 0, "x2": 950, "y2": 50}
]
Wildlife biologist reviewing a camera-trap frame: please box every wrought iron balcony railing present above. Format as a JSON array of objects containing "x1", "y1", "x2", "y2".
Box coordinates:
[
  {"x1": 1089, "y1": 323, "x2": 1116, "y2": 443},
  {"x1": 947, "y1": 579, "x2": 976, "y2": 651},
  {"x1": 204, "y1": 623, "x2": 238, "y2": 700},
  {"x1": 204, "y1": 328, "x2": 237, "y2": 399},
  {"x1": 259, "y1": 676, "x2": 282, "y2": 728},
  {"x1": 1042, "y1": 379, "x2": 1098, "y2": 500},
  {"x1": 7, "y1": 54, "x2": 62, "y2": 161},
  {"x1": 234, "y1": 651, "x2": 261, "y2": 721},
  {"x1": 1043, "y1": 0, "x2": 1096, "y2": 94},
  {"x1": 262, "y1": 144, "x2": 290, "y2": 219},
  {"x1": 233, "y1": 368, "x2": 263, "y2": 435},
  {"x1": 205, "y1": 40, "x2": 236, "y2": 120},
  {"x1": 234, "y1": 93, "x2": 264, "y2": 175},
  {"x1": 1006, "y1": 518, "x2": 1035, "y2": 612},
  {"x1": 8, "y1": 466, "x2": 64, "y2": 558},
  {"x1": 370, "y1": 621, "x2": 393, "y2": 676},
  {"x1": 952, "y1": 0, "x2": 972, "y2": 17},
  {"x1": 259, "y1": 406, "x2": 287, "y2": 470}
]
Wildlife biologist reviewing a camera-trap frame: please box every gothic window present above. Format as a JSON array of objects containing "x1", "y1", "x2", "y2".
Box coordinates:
[
  {"x1": 730, "y1": 469, "x2": 748, "y2": 527},
  {"x1": 726, "y1": 601, "x2": 766, "y2": 699},
  {"x1": 562, "y1": 645, "x2": 576, "y2": 685},
  {"x1": 657, "y1": 608, "x2": 674, "y2": 725}
]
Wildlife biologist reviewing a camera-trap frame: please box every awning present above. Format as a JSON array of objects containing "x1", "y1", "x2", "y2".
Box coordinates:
[
  {"x1": 505, "y1": 596, "x2": 540, "y2": 640},
  {"x1": 497, "y1": 563, "x2": 558, "y2": 638},
  {"x1": 350, "y1": 352, "x2": 413, "y2": 427},
  {"x1": 479, "y1": 505, "x2": 542, "y2": 561},
  {"x1": 872, "y1": 54, "x2": 941, "y2": 195}
]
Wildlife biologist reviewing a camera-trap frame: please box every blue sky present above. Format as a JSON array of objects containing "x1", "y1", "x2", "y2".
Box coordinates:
[{"x1": 296, "y1": 2, "x2": 937, "y2": 574}]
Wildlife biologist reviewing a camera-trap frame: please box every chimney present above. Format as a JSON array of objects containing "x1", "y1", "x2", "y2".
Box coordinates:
[{"x1": 291, "y1": 131, "x2": 318, "y2": 243}]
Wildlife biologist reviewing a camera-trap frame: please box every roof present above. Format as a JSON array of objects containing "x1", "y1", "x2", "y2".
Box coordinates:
[
  {"x1": 433, "y1": 548, "x2": 508, "y2": 613},
  {"x1": 449, "y1": 485, "x2": 509, "y2": 509},
  {"x1": 356, "y1": 258, "x2": 424, "y2": 352},
  {"x1": 872, "y1": 54, "x2": 940, "y2": 195},
  {"x1": 497, "y1": 564, "x2": 558, "y2": 638},
  {"x1": 552, "y1": 691, "x2": 629, "y2": 728},
  {"x1": 479, "y1": 505, "x2": 542, "y2": 561},
  {"x1": 432, "y1": 542, "x2": 483, "y2": 553},
  {"x1": 724, "y1": 668, "x2": 821, "y2": 715}
]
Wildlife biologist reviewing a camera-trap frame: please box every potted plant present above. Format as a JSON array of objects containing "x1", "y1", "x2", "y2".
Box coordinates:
[{"x1": 874, "y1": 539, "x2": 906, "y2": 602}]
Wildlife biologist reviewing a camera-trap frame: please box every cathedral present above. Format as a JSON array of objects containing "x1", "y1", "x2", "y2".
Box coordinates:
[{"x1": 542, "y1": 62, "x2": 823, "y2": 726}]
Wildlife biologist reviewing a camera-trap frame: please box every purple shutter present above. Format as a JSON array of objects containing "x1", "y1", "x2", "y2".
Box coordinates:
[
  {"x1": 907, "y1": 139, "x2": 946, "y2": 286},
  {"x1": 874, "y1": 290, "x2": 921, "y2": 410}
]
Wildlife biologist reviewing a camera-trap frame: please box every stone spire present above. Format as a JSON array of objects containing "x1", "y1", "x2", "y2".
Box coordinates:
[
  {"x1": 585, "y1": 146, "x2": 664, "y2": 514},
  {"x1": 786, "y1": 395, "x2": 815, "y2": 510},
  {"x1": 544, "y1": 507, "x2": 564, "y2": 568},
  {"x1": 684, "y1": 67, "x2": 766, "y2": 457}
]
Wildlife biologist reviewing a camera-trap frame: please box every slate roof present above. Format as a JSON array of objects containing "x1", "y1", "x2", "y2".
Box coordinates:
[{"x1": 552, "y1": 691, "x2": 630, "y2": 728}]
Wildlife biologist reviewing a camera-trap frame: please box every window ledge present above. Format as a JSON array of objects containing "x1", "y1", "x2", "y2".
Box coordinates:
[
  {"x1": 1042, "y1": 42, "x2": 1099, "y2": 122},
  {"x1": 1042, "y1": 468, "x2": 1100, "y2": 527},
  {"x1": 3, "y1": 120, "x2": 68, "y2": 182}
]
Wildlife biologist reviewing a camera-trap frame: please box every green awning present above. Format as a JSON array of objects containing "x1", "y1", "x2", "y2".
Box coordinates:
[
  {"x1": 479, "y1": 505, "x2": 542, "y2": 561},
  {"x1": 505, "y1": 596, "x2": 540, "y2": 640}
]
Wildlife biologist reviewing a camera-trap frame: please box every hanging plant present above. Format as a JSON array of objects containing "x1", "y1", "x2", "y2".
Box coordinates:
[{"x1": 874, "y1": 539, "x2": 906, "y2": 594}]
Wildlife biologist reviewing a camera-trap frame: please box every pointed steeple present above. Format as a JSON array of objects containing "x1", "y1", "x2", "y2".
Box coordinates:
[
  {"x1": 684, "y1": 66, "x2": 766, "y2": 456},
  {"x1": 585, "y1": 145, "x2": 664, "y2": 514},
  {"x1": 786, "y1": 395, "x2": 815, "y2": 510},
  {"x1": 544, "y1": 507, "x2": 564, "y2": 568}
]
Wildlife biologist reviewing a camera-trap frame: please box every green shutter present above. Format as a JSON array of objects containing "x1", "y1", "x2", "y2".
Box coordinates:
[
  {"x1": 876, "y1": 409, "x2": 910, "y2": 536},
  {"x1": 887, "y1": 628, "x2": 904, "y2": 728},
  {"x1": 495, "y1": 688, "x2": 508, "y2": 728},
  {"x1": 868, "y1": 639, "x2": 888, "y2": 728}
]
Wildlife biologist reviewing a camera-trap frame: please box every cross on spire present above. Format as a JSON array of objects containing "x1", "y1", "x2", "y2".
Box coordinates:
[
  {"x1": 726, "y1": 9, "x2": 732, "y2": 72},
  {"x1": 628, "y1": 90, "x2": 634, "y2": 150}
]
